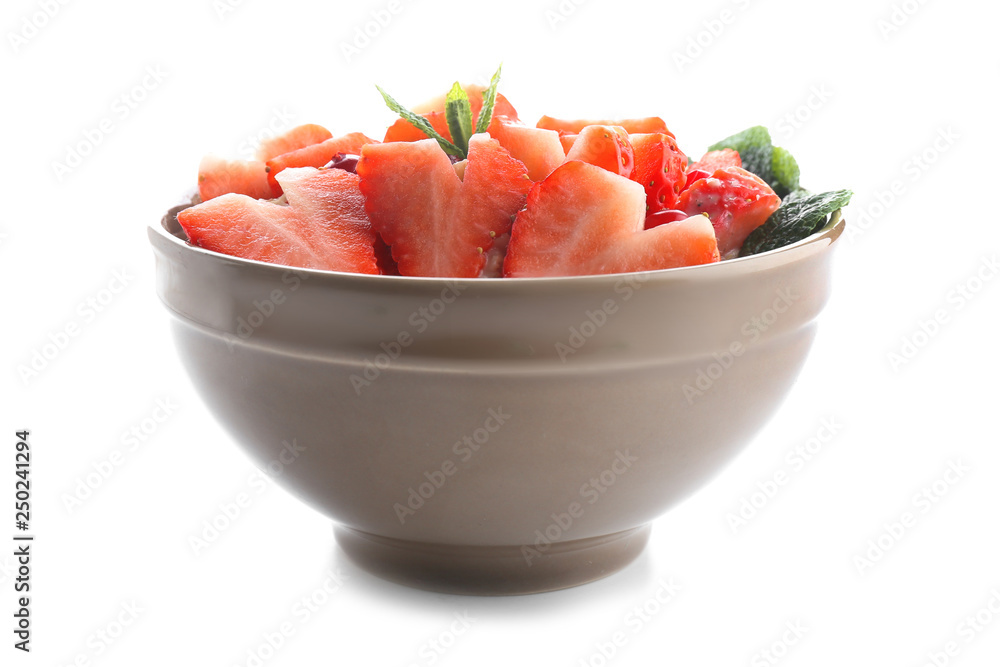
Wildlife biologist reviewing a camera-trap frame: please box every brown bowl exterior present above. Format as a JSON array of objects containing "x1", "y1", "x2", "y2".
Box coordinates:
[{"x1": 149, "y1": 205, "x2": 844, "y2": 593}]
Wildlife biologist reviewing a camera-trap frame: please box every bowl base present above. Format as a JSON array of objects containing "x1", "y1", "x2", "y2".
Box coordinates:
[{"x1": 334, "y1": 524, "x2": 651, "y2": 596}]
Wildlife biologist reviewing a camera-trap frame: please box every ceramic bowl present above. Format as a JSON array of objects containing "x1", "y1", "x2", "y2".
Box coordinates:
[{"x1": 149, "y1": 201, "x2": 845, "y2": 595}]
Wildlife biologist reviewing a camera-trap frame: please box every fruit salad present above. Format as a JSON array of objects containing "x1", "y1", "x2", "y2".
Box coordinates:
[{"x1": 177, "y1": 66, "x2": 851, "y2": 278}]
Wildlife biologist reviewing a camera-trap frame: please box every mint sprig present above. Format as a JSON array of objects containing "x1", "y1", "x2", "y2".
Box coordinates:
[
  {"x1": 445, "y1": 82, "x2": 474, "y2": 154},
  {"x1": 375, "y1": 85, "x2": 464, "y2": 158},
  {"x1": 376, "y1": 64, "x2": 503, "y2": 160},
  {"x1": 475, "y1": 64, "x2": 502, "y2": 134}
]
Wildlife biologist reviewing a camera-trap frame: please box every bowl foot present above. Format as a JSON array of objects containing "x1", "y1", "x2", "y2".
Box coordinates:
[{"x1": 334, "y1": 524, "x2": 651, "y2": 596}]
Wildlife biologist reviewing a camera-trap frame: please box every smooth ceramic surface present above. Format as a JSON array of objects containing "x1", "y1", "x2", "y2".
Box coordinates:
[{"x1": 149, "y1": 199, "x2": 845, "y2": 595}]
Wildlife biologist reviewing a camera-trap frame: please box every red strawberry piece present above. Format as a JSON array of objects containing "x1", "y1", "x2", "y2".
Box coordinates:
[
  {"x1": 683, "y1": 169, "x2": 711, "y2": 191},
  {"x1": 537, "y1": 116, "x2": 671, "y2": 136},
  {"x1": 689, "y1": 148, "x2": 742, "y2": 173},
  {"x1": 488, "y1": 119, "x2": 565, "y2": 181},
  {"x1": 357, "y1": 134, "x2": 532, "y2": 278},
  {"x1": 644, "y1": 209, "x2": 691, "y2": 229},
  {"x1": 265, "y1": 132, "x2": 379, "y2": 196},
  {"x1": 383, "y1": 86, "x2": 519, "y2": 143},
  {"x1": 504, "y1": 161, "x2": 720, "y2": 277},
  {"x1": 629, "y1": 132, "x2": 688, "y2": 213},
  {"x1": 178, "y1": 167, "x2": 378, "y2": 274},
  {"x1": 678, "y1": 166, "x2": 781, "y2": 258},
  {"x1": 564, "y1": 125, "x2": 634, "y2": 178},
  {"x1": 255, "y1": 124, "x2": 333, "y2": 161},
  {"x1": 197, "y1": 155, "x2": 273, "y2": 202}
]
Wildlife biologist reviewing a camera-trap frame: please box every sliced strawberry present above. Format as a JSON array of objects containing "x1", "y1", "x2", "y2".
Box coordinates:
[
  {"x1": 678, "y1": 166, "x2": 781, "y2": 258},
  {"x1": 265, "y1": 132, "x2": 379, "y2": 195},
  {"x1": 383, "y1": 86, "x2": 518, "y2": 143},
  {"x1": 504, "y1": 161, "x2": 720, "y2": 277},
  {"x1": 197, "y1": 155, "x2": 273, "y2": 202},
  {"x1": 629, "y1": 132, "x2": 688, "y2": 213},
  {"x1": 538, "y1": 116, "x2": 671, "y2": 136},
  {"x1": 559, "y1": 133, "x2": 578, "y2": 154},
  {"x1": 255, "y1": 124, "x2": 333, "y2": 161},
  {"x1": 357, "y1": 134, "x2": 532, "y2": 278},
  {"x1": 488, "y1": 120, "x2": 565, "y2": 181},
  {"x1": 690, "y1": 149, "x2": 741, "y2": 173},
  {"x1": 178, "y1": 167, "x2": 378, "y2": 274},
  {"x1": 564, "y1": 125, "x2": 634, "y2": 178}
]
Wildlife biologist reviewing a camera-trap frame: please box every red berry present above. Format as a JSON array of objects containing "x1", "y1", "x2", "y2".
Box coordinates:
[
  {"x1": 644, "y1": 209, "x2": 691, "y2": 229},
  {"x1": 325, "y1": 152, "x2": 361, "y2": 173}
]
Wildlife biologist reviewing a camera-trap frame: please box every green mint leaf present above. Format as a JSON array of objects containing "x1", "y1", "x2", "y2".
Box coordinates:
[
  {"x1": 475, "y1": 63, "x2": 503, "y2": 134},
  {"x1": 740, "y1": 189, "x2": 853, "y2": 256},
  {"x1": 375, "y1": 84, "x2": 465, "y2": 158},
  {"x1": 708, "y1": 125, "x2": 802, "y2": 197},
  {"x1": 708, "y1": 125, "x2": 774, "y2": 185},
  {"x1": 445, "y1": 81, "x2": 474, "y2": 156},
  {"x1": 771, "y1": 146, "x2": 800, "y2": 198},
  {"x1": 781, "y1": 188, "x2": 812, "y2": 205}
]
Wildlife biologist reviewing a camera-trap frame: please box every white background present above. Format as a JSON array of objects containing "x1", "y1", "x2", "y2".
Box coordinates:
[{"x1": 2, "y1": 0, "x2": 999, "y2": 665}]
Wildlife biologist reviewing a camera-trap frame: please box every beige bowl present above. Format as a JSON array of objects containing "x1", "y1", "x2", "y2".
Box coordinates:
[{"x1": 149, "y1": 203, "x2": 845, "y2": 595}]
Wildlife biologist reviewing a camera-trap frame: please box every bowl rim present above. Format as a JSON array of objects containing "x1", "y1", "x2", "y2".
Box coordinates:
[{"x1": 149, "y1": 199, "x2": 845, "y2": 287}]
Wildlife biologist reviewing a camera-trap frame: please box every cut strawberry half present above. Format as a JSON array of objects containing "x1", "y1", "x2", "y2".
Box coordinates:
[
  {"x1": 197, "y1": 155, "x2": 273, "y2": 202},
  {"x1": 538, "y1": 116, "x2": 671, "y2": 136},
  {"x1": 564, "y1": 125, "x2": 634, "y2": 178},
  {"x1": 357, "y1": 134, "x2": 532, "y2": 278},
  {"x1": 504, "y1": 161, "x2": 720, "y2": 277},
  {"x1": 629, "y1": 133, "x2": 688, "y2": 213},
  {"x1": 178, "y1": 167, "x2": 378, "y2": 274},
  {"x1": 689, "y1": 148, "x2": 742, "y2": 173},
  {"x1": 382, "y1": 85, "x2": 518, "y2": 143},
  {"x1": 265, "y1": 132, "x2": 379, "y2": 195},
  {"x1": 678, "y1": 166, "x2": 781, "y2": 258},
  {"x1": 488, "y1": 119, "x2": 565, "y2": 181},
  {"x1": 255, "y1": 124, "x2": 333, "y2": 161}
]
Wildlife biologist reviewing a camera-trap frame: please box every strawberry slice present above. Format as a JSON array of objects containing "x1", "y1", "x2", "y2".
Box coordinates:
[
  {"x1": 255, "y1": 124, "x2": 333, "y2": 161},
  {"x1": 196, "y1": 124, "x2": 336, "y2": 202},
  {"x1": 564, "y1": 125, "x2": 634, "y2": 178},
  {"x1": 178, "y1": 167, "x2": 378, "y2": 274},
  {"x1": 538, "y1": 116, "x2": 670, "y2": 136},
  {"x1": 689, "y1": 149, "x2": 741, "y2": 173},
  {"x1": 265, "y1": 132, "x2": 379, "y2": 195},
  {"x1": 504, "y1": 161, "x2": 720, "y2": 277},
  {"x1": 357, "y1": 134, "x2": 532, "y2": 278},
  {"x1": 678, "y1": 166, "x2": 781, "y2": 258},
  {"x1": 629, "y1": 133, "x2": 688, "y2": 213},
  {"x1": 488, "y1": 119, "x2": 565, "y2": 181},
  {"x1": 197, "y1": 155, "x2": 273, "y2": 202},
  {"x1": 383, "y1": 85, "x2": 518, "y2": 143}
]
